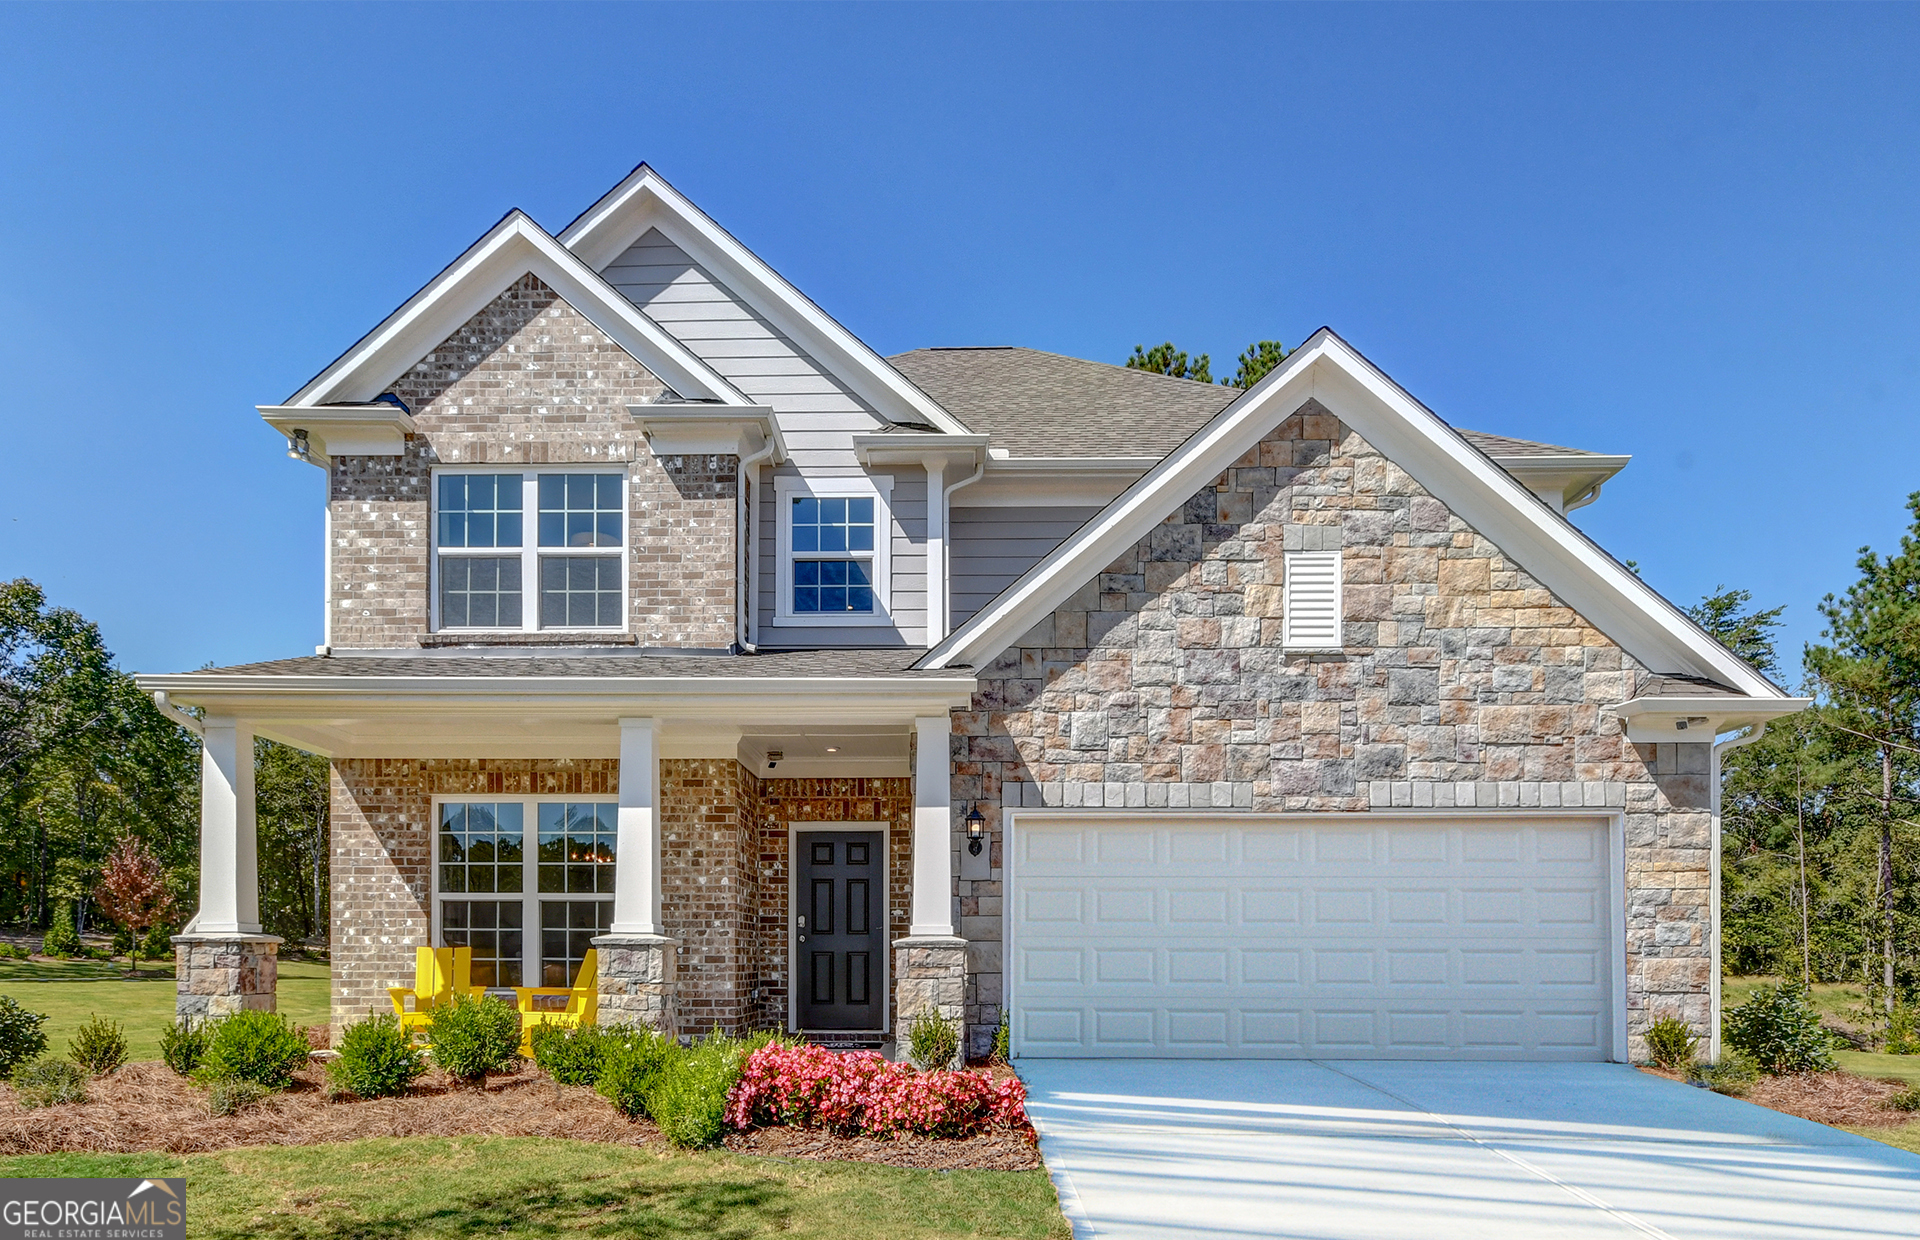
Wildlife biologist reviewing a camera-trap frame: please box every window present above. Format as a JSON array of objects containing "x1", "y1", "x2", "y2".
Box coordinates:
[
  {"x1": 434, "y1": 797, "x2": 616, "y2": 991},
  {"x1": 1282, "y1": 550, "x2": 1343, "y2": 651},
  {"x1": 433, "y1": 470, "x2": 625, "y2": 631},
  {"x1": 774, "y1": 475, "x2": 891, "y2": 626}
]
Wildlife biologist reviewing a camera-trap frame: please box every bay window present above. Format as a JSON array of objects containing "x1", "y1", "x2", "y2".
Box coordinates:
[{"x1": 433, "y1": 469, "x2": 625, "y2": 632}]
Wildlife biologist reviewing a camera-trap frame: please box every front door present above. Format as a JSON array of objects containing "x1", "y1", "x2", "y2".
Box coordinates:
[{"x1": 794, "y1": 829, "x2": 886, "y2": 1030}]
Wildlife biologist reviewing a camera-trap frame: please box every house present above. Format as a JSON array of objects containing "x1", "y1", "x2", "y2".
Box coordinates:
[{"x1": 138, "y1": 165, "x2": 1807, "y2": 1064}]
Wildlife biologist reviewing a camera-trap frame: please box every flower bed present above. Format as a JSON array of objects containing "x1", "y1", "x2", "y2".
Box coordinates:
[{"x1": 726, "y1": 1043, "x2": 1027, "y2": 1139}]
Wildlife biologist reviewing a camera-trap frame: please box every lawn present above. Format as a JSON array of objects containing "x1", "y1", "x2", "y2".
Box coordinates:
[
  {"x1": 0, "y1": 1136, "x2": 1069, "y2": 1240},
  {"x1": 0, "y1": 956, "x2": 331, "y2": 1060}
]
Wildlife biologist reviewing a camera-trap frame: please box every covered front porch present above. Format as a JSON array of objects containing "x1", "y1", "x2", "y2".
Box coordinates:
[{"x1": 139, "y1": 652, "x2": 978, "y2": 1047}]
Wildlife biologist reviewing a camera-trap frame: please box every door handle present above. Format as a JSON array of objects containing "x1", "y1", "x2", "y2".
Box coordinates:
[{"x1": 798, "y1": 935, "x2": 807, "y2": 944}]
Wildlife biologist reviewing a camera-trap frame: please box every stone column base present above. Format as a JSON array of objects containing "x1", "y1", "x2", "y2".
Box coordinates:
[
  {"x1": 173, "y1": 933, "x2": 282, "y2": 1021},
  {"x1": 892, "y1": 935, "x2": 967, "y2": 1067},
  {"x1": 593, "y1": 934, "x2": 679, "y2": 1037}
]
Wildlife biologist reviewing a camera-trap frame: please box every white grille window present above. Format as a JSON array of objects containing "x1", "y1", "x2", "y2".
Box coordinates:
[
  {"x1": 1282, "y1": 551, "x2": 1343, "y2": 651},
  {"x1": 432, "y1": 469, "x2": 626, "y2": 632}
]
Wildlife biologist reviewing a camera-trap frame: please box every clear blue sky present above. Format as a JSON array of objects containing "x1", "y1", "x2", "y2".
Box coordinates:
[{"x1": 1, "y1": 3, "x2": 1915, "y2": 678}]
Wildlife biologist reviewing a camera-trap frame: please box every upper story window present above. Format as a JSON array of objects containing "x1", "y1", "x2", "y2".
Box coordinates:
[
  {"x1": 774, "y1": 475, "x2": 892, "y2": 627},
  {"x1": 433, "y1": 469, "x2": 626, "y2": 632}
]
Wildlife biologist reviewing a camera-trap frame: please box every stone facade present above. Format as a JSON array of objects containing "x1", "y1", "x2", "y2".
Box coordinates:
[
  {"x1": 594, "y1": 934, "x2": 678, "y2": 1033},
  {"x1": 173, "y1": 933, "x2": 280, "y2": 1020},
  {"x1": 952, "y1": 401, "x2": 1714, "y2": 1061},
  {"x1": 329, "y1": 273, "x2": 737, "y2": 650}
]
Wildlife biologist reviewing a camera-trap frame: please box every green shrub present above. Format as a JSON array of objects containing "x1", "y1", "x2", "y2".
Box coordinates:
[
  {"x1": 40, "y1": 905, "x2": 79, "y2": 958},
  {"x1": 0, "y1": 942, "x2": 22, "y2": 960},
  {"x1": 1643, "y1": 1016, "x2": 1700, "y2": 1073},
  {"x1": 110, "y1": 925, "x2": 135, "y2": 957},
  {"x1": 907, "y1": 1008, "x2": 960, "y2": 1071},
  {"x1": 647, "y1": 1029, "x2": 750, "y2": 1149},
  {"x1": 0, "y1": 996, "x2": 49, "y2": 1079},
  {"x1": 13, "y1": 1059, "x2": 88, "y2": 1108},
  {"x1": 531, "y1": 1022, "x2": 609, "y2": 1086},
  {"x1": 1689, "y1": 1053, "x2": 1761, "y2": 1097},
  {"x1": 159, "y1": 1019, "x2": 212, "y2": 1077},
  {"x1": 1723, "y1": 983, "x2": 1836, "y2": 1075},
  {"x1": 1887, "y1": 1086, "x2": 1920, "y2": 1113},
  {"x1": 68, "y1": 1017, "x2": 128, "y2": 1076},
  {"x1": 991, "y1": 1011, "x2": 1010, "y2": 1064},
  {"x1": 1887, "y1": 1007, "x2": 1920, "y2": 1056},
  {"x1": 427, "y1": 993, "x2": 521, "y2": 1086},
  {"x1": 207, "y1": 1078, "x2": 272, "y2": 1117},
  {"x1": 595, "y1": 1025, "x2": 674, "y2": 1119},
  {"x1": 327, "y1": 1014, "x2": 427, "y2": 1099},
  {"x1": 201, "y1": 1010, "x2": 310, "y2": 1089}
]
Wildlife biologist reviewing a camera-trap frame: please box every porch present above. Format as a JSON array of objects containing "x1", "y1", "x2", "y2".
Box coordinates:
[{"x1": 141, "y1": 651, "x2": 977, "y2": 1048}]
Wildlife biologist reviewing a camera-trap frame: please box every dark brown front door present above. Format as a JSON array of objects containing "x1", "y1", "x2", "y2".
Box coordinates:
[{"x1": 795, "y1": 829, "x2": 885, "y2": 1030}]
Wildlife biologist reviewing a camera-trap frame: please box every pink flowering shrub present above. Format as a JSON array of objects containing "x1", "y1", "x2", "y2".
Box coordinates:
[{"x1": 725, "y1": 1042, "x2": 1027, "y2": 1138}]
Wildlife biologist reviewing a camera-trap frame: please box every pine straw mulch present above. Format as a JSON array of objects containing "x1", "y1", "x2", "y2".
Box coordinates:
[
  {"x1": 0, "y1": 1060, "x2": 1039, "y2": 1171},
  {"x1": 1638, "y1": 1065, "x2": 1913, "y2": 1128}
]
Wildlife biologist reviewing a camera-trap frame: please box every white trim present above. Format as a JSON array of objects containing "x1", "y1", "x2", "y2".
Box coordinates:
[
  {"x1": 558, "y1": 164, "x2": 975, "y2": 437},
  {"x1": 428, "y1": 792, "x2": 620, "y2": 989},
  {"x1": 284, "y1": 210, "x2": 747, "y2": 409},
  {"x1": 1002, "y1": 808, "x2": 1630, "y2": 1064},
  {"x1": 920, "y1": 329, "x2": 1790, "y2": 704},
  {"x1": 786, "y1": 821, "x2": 892, "y2": 1036},
  {"x1": 772, "y1": 474, "x2": 894, "y2": 628},
  {"x1": 429, "y1": 465, "x2": 629, "y2": 636}
]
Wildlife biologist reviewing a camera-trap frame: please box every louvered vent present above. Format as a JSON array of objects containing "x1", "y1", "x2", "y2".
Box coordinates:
[{"x1": 1282, "y1": 551, "x2": 1343, "y2": 650}]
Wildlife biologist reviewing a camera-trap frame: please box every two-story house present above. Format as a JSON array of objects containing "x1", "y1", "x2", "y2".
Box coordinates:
[{"x1": 140, "y1": 165, "x2": 1805, "y2": 1063}]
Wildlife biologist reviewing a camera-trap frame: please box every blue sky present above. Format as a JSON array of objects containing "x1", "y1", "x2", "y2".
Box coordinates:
[{"x1": 1, "y1": 3, "x2": 1915, "y2": 678}]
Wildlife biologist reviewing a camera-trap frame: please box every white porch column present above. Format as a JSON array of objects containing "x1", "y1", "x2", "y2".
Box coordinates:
[
  {"x1": 611, "y1": 717, "x2": 663, "y2": 936},
  {"x1": 195, "y1": 717, "x2": 261, "y2": 935},
  {"x1": 910, "y1": 714, "x2": 957, "y2": 938},
  {"x1": 924, "y1": 459, "x2": 948, "y2": 645}
]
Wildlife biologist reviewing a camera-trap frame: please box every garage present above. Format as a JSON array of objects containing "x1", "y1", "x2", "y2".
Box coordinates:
[{"x1": 1007, "y1": 815, "x2": 1623, "y2": 1060}]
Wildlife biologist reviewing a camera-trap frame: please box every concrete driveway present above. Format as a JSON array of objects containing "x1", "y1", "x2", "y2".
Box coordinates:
[{"x1": 1019, "y1": 1059, "x2": 1920, "y2": 1239}]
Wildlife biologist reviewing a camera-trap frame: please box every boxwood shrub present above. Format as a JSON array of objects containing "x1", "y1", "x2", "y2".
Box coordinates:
[
  {"x1": 427, "y1": 993, "x2": 521, "y2": 1086},
  {"x1": 201, "y1": 1010, "x2": 310, "y2": 1089},
  {"x1": 327, "y1": 1013, "x2": 427, "y2": 1099}
]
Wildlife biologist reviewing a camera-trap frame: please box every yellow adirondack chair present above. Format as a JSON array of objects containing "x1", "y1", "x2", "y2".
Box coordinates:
[
  {"x1": 514, "y1": 949, "x2": 597, "y2": 1055},
  {"x1": 388, "y1": 946, "x2": 478, "y2": 1036}
]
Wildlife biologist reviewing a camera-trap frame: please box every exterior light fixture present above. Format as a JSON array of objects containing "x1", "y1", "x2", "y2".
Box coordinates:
[
  {"x1": 824, "y1": 746, "x2": 840, "y2": 754},
  {"x1": 966, "y1": 803, "x2": 986, "y2": 856},
  {"x1": 286, "y1": 428, "x2": 311, "y2": 461}
]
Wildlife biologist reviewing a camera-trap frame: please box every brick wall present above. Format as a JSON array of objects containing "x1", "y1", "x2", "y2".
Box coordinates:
[
  {"x1": 659, "y1": 758, "x2": 756, "y2": 1032},
  {"x1": 329, "y1": 273, "x2": 736, "y2": 649},
  {"x1": 953, "y1": 400, "x2": 1714, "y2": 1060}
]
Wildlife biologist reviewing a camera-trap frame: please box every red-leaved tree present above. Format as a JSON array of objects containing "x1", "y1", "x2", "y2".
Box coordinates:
[{"x1": 93, "y1": 835, "x2": 174, "y2": 976}]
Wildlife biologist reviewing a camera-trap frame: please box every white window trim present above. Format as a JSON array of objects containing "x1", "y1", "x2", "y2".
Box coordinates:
[
  {"x1": 428, "y1": 794, "x2": 619, "y2": 989},
  {"x1": 429, "y1": 466, "x2": 630, "y2": 634},
  {"x1": 786, "y1": 821, "x2": 892, "y2": 1035},
  {"x1": 772, "y1": 473, "x2": 894, "y2": 627}
]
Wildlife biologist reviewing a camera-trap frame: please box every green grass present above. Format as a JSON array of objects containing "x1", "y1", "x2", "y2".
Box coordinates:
[
  {"x1": 1846, "y1": 1122, "x2": 1920, "y2": 1155},
  {"x1": 0, "y1": 956, "x2": 330, "y2": 1061},
  {"x1": 1721, "y1": 975, "x2": 1866, "y2": 1026},
  {"x1": 0, "y1": 1137, "x2": 1069, "y2": 1239}
]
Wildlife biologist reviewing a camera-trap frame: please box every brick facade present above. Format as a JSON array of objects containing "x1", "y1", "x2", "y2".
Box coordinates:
[
  {"x1": 952, "y1": 401, "x2": 1714, "y2": 1061},
  {"x1": 329, "y1": 273, "x2": 737, "y2": 650}
]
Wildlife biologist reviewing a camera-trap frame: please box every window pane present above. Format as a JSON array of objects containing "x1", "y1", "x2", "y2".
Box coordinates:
[
  {"x1": 437, "y1": 474, "x2": 522, "y2": 548},
  {"x1": 439, "y1": 899, "x2": 522, "y2": 989},
  {"x1": 538, "y1": 898, "x2": 611, "y2": 990},
  {"x1": 539, "y1": 556, "x2": 621, "y2": 629},
  {"x1": 538, "y1": 472, "x2": 622, "y2": 548},
  {"x1": 440, "y1": 556, "x2": 521, "y2": 630},
  {"x1": 791, "y1": 559, "x2": 874, "y2": 614},
  {"x1": 788, "y1": 491, "x2": 877, "y2": 614}
]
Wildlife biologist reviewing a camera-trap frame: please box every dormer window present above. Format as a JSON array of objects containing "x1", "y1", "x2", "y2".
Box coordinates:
[
  {"x1": 773, "y1": 475, "x2": 892, "y2": 627},
  {"x1": 433, "y1": 469, "x2": 626, "y2": 632}
]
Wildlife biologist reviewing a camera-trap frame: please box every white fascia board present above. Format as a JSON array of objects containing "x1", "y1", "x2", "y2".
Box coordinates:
[
  {"x1": 921, "y1": 328, "x2": 1789, "y2": 701},
  {"x1": 557, "y1": 165, "x2": 975, "y2": 437},
  {"x1": 284, "y1": 211, "x2": 747, "y2": 409},
  {"x1": 852, "y1": 433, "x2": 989, "y2": 470},
  {"x1": 630, "y1": 404, "x2": 787, "y2": 461},
  {"x1": 258, "y1": 405, "x2": 414, "y2": 466},
  {"x1": 1614, "y1": 695, "x2": 1812, "y2": 743}
]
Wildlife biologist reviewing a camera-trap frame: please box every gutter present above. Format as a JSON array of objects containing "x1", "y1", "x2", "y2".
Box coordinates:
[{"x1": 150, "y1": 691, "x2": 203, "y2": 737}]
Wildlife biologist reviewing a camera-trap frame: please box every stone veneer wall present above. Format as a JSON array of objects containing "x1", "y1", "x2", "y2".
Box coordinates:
[
  {"x1": 330, "y1": 273, "x2": 737, "y2": 649},
  {"x1": 750, "y1": 778, "x2": 914, "y2": 1034},
  {"x1": 953, "y1": 401, "x2": 1714, "y2": 1062}
]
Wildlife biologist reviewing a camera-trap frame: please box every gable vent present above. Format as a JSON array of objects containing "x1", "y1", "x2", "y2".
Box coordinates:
[{"x1": 1282, "y1": 551, "x2": 1343, "y2": 651}]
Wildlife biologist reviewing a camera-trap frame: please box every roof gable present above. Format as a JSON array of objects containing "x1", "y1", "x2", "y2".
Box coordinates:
[
  {"x1": 558, "y1": 164, "x2": 973, "y2": 436},
  {"x1": 285, "y1": 210, "x2": 746, "y2": 408},
  {"x1": 919, "y1": 328, "x2": 1787, "y2": 700}
]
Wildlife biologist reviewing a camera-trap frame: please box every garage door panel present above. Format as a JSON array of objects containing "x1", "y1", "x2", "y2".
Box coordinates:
[{"x1": 1012, "y1": 817, "x2": 1615, "y2": 1060}]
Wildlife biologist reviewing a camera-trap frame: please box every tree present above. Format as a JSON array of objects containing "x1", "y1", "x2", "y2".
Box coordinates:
[
  {"x1": 255, "y1": 739, "x2": 330, "y2": 943},
  {"x1": 1228, "y1": 340, "x2": 1290, "y2": 389},
  {"x1": 1686, "y1": 585, "x2": 1786, "y2": 676},
  {"x1": 1804, "y1": 493, "x2": 1920, "y2": 1012},
  {"x1": 1126, "y1": 342, "x2": 1211, "y2": 384},
  {"x1": 93, "y1": 835, "x2": 174, "y2": 975}
]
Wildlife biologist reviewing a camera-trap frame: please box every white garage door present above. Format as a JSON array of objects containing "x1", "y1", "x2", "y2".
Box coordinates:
[{"x1": 1009, "y1": 816, "x2": 1618, "y2": 1060}]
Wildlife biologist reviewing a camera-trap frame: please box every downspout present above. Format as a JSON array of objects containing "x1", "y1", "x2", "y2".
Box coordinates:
[
  {"x1": 1710, "y1": 722, "x2": 1771, "y2": 1062},
  {"x1": 735, "y1": 431, "x2": 779, "y2": 653},
  {"x1": 932, "y1": 451, "x2": 987, "y2": 644},
  {"x1": 151, "y1": 691, "x2": 204, "y2": 737}
]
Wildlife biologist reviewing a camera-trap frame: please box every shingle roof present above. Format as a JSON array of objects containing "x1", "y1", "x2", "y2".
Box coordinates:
[
  {"x1": 1637, "y1": 674, "x2": 1746, "y2": 699},
  {"x1": 887, "y1": 345, "x2": 1596, "y2": 463},
  {"x1": 173, "y1": 648, "x2": 951, "y2": 679}
]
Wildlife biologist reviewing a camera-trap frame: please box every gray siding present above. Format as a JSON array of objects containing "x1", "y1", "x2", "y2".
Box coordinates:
[{"x1": 949, "y1": 505, "x2": 1100, "y2": 628}]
